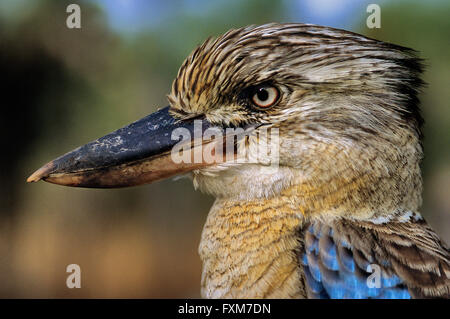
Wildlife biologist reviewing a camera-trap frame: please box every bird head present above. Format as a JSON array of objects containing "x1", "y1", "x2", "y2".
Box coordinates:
[{"x1": 28, "y1": 23, "x2": 424, "y2": 219}]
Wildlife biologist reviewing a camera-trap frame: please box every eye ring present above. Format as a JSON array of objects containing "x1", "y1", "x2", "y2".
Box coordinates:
[{"x1": 251, "y1": 85, "x2": 280, "y2": 108}]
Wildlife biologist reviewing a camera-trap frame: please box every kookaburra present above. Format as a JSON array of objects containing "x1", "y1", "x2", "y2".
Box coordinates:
[{"x1": 28, "y1": 23, "x2": 449, "y2": 298}]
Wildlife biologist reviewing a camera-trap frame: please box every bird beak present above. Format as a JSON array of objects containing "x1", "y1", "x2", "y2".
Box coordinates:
[{"x1": 27, "y1": 106, "x2": 228, "y2": 188}]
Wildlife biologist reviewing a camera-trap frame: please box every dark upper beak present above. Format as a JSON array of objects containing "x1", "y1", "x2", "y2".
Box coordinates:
[{"x1": 27, "y1": 106, "x2": 224, "y2": 188}]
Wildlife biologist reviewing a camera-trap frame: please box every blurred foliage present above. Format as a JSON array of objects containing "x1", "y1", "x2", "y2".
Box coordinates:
[{"x1": 0, "y1": 0, "x2": 448, "y2": 297}]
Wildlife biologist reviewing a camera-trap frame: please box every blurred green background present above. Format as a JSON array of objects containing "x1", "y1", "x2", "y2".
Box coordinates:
[{"x1": 0, "y1": 0, "x2": 449, "y2": 297}]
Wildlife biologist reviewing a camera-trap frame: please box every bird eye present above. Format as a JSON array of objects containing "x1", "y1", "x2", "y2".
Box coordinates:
[{"x1": 251, "y1": 86, "x2": 279, "y2": 108}]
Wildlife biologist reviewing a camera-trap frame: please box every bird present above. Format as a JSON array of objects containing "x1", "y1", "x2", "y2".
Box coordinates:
[{"x1": 27, "y1": 23, "x2": 449, "y2": 299}]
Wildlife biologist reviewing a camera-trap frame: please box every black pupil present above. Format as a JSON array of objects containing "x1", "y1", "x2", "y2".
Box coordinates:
[{"x1": 256, "y1": 88, "x2": 269, "y2": 101}]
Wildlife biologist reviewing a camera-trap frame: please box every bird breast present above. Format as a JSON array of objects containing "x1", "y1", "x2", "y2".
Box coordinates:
[{"x1": 198, "y1": 196, "x2": 306, "y2": 298}]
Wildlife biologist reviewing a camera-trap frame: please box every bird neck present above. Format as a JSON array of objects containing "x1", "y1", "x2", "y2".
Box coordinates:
[
  {"x1": 198, "y1": 196, "x2": 306, "y2": 298},
  {"x1": 198, "y1": 157, "x2": 423, "y2": 298},
  {"x1": 197, "y1": 129, "x2": 423, "y2": 297}
]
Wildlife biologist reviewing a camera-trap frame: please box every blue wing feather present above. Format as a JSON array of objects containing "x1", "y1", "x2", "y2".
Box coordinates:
[{"x1": 302, "y1": 222, "x2": 411, "y2": 299}]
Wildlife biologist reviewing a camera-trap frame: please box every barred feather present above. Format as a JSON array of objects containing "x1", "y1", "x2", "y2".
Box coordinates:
[{"x1": 301, "y1": 215, "x2": 450, "y2": 298}]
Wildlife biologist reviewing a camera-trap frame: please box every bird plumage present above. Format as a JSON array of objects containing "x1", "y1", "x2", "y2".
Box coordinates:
[
  {"x1": 302, "y1": 214, "x2": 449, "y2": 298},
  {"x1": 169, "y1": 23, "x2": 449, "y2": 298}
]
